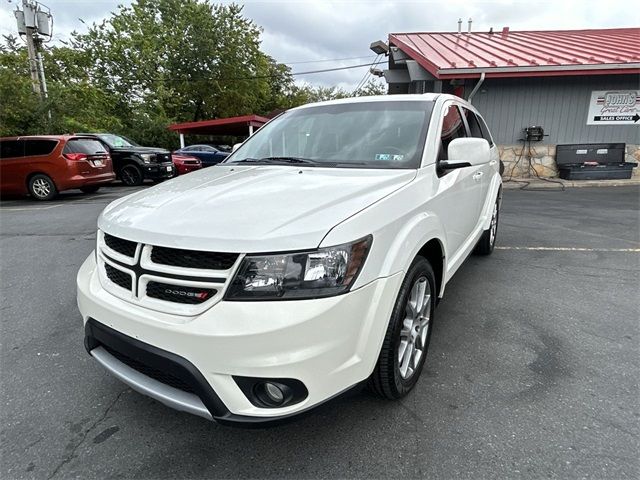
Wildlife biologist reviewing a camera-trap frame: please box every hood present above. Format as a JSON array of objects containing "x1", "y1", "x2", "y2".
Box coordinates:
[
  {"x1": 112, "y1": 146, "x2": 170, "y2": 154},
  {"x1": 98, "y1": 165, "x2": 415, "y2": 252}
]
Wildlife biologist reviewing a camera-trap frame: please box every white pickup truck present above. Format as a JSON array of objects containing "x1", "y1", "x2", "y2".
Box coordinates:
[{"x1": 77, "y1": 94, "x2": 502, "y2": 425}]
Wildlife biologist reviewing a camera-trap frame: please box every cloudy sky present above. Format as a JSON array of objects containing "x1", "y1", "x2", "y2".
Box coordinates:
[{"x1": 1, "y1": 0, "x2": 638, "y2": 90}]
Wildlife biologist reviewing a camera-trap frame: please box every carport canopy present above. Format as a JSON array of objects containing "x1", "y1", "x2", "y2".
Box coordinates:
[{"x1": 168, "y1": 114, "x2": 270, "y2": 147}]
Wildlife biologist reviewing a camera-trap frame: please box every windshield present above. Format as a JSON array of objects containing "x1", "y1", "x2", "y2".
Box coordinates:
[
  {"x1": 97, "y1": 134, "x2": 138, "y2": 148},
  {"x1": 227, "y1": 100, "x2": 434, "y2": 169}
]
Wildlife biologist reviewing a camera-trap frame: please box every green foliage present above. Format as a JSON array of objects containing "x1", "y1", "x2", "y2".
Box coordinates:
[
  {"x1": 355, "y1": 79, "x2": 387, "y2": 97},
  {"x1": 0, "y1": 0, "x2": 386, "y2": 148}
]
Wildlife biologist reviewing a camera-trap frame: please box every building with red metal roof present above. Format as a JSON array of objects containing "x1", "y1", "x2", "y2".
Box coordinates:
[
  {"x1": 389, "y1": 28, "x2": 640, "y2": 80},
  {"x1": 380, "y1": 27, "x2": 639, "y2": 153}
]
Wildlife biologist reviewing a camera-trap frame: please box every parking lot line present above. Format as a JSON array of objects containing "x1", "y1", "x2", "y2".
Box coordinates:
[
  {"x1": 496, "y1": 246, "x2": 640, "y2": 252},
  {"x1": 0, "y1": 204, "x2": 62, "y2": 212}
]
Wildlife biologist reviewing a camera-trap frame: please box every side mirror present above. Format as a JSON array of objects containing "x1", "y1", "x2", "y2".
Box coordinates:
[
  {"x1": 232, "y1": 143, "x2": 242, "y2": 153},
  {"x1": 442, "y1": 137, "x2": 490, "y2": 170}
]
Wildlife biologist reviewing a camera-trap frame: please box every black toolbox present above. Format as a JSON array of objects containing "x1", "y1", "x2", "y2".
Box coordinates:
[{"x1": 556, "y1": 143, "x2": 636, "y2": 180}]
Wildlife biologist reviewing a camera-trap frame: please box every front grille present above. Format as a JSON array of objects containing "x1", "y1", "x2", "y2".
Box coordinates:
[
  {"x1": 146, "y1": 281, "x2": 216, "y2": 304},
  {"x1": 104, "y1": 233, "x2": 137, "y2": 257},
  {"x1": 156, "y1": 153, "x2": 170, "y2": 163},
  {"x1": 102, "y1": 345, "x2": 195, "y2": 394},
  {"x1": 151, "y1": 246, "x2": 238, "y2": 270},
  {"x1": 105, "y1": 263, "x2": 132, "y2": 290}
]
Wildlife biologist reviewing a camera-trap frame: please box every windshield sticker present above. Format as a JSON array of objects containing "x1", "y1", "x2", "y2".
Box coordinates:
[{"x1": 375, "y1": 153, "x2": 405, "y2": 161}]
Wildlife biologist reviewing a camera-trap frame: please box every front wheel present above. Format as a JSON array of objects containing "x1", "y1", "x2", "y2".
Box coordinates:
[
  {"x1": 28, "y1": 174, "x2": 57, "y2": 201},
  {"x1": 120, "y1": 164, "x2": 144, "y2": 186},
  {"x1": 369, "y1": 256, "x2": 436, "y2": 399},
  {"x1": 474, "y1": 196, "x2": 499, "y2": 255}
]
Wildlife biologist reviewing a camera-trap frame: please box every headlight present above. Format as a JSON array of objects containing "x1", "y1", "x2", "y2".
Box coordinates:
[
  {"x1": 226, "y1": 236, "x2": 372, "y2": 300},
  {"x1": 139, "y1": 154, "x2": 153, "y2": 163}
]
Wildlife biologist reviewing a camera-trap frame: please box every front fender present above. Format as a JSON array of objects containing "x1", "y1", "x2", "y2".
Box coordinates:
[
  {"x1": 378, "y1": 212, "x2": 446, "y2": 294},
  {"x1": 319, "y1": 175, "x2": 447, "y2": 295}
]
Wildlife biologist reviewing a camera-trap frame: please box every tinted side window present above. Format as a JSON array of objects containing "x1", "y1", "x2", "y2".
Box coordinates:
[
  {"x1": 64, "y1": 139, "x2": 108, "y2": 154},
  {"x1": 462, "y1": 107, "x2": 484, "y2": 139},
  {"x1": 0, "y1": 140, "x2": 25, "y2": 159},
  {"x1": 24, "y1": 140, "x2": 58, "y2": 156},
  {"x1": 476, "y1": 115, "x2": 495, "y2": 147},
  {"x1": 438, "y1": 104, "x2": 467, "y2": 161}
]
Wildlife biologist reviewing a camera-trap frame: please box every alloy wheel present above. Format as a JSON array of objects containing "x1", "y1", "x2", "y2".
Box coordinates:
[
  {"x1": 489, "y1": 202, "x2": 498, "y2": 246},
  {"x1": 121, "y1": 166, "x2": 142, "y2": 186},
  {"x1": 398, "y1": 276, "x2": 431, "y2": 379},
  {"x1": 32, "y1": 178, "x2": 51, "y2": 198}
]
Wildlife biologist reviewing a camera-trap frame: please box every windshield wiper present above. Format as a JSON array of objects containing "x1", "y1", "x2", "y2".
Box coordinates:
[{"x1": 232, "y1": 156, "x2": 321, "y2": 165}]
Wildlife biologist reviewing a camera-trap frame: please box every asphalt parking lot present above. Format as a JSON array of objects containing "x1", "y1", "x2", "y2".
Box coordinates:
[{"x1": 1, "y1": 184, "x2": 638, "y2": 479}]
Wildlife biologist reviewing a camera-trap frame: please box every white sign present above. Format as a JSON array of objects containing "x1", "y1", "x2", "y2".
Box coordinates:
[{"x1": 587, "y1": 90, "x2": 640, "y2": 125}]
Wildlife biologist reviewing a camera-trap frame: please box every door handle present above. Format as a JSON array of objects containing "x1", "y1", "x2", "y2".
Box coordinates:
[{"x1": 473, "y1": 171, "x2": 483, "y2": 181}]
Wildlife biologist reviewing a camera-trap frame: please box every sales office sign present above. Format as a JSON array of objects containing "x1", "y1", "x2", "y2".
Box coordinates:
[{"x1": 587, "y1": 90, "x2": 640, "y2": 125}]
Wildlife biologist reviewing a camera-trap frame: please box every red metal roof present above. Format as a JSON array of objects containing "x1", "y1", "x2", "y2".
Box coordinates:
[
  {"x1": 168, "y1": 115, "x2": 270, "y2": 136},
  {"x1": 390, "y1": 28, "x2": 640, "y2": 79}
]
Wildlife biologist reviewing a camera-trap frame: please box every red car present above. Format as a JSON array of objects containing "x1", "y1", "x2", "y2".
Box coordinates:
[
  {"x1": 0, "y1": 135, "x2": 116, "y2": 200},
  {"x1": 172, "y1": 153, "x2": 202, "y2": 176}
]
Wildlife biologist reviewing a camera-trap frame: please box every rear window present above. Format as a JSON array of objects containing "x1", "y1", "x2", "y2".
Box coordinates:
[
  {"x1": 24, "y1": 139, "x2": 58, "y2": 156},
  {"x1": 64, "y1": 139, "x2": 108, "y2": 155},
  {"x1": 0, "y1": 140, "x2": 24, "y2": 159}
]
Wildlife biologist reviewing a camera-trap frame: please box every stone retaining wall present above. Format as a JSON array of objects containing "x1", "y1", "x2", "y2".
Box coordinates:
[{"x1": 498, "y1": 144, "x2": 640, "y2": 178}]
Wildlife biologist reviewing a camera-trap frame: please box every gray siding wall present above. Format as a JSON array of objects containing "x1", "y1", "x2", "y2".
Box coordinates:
[{"x1": 471, "y1": 74, "x2": 640, "y2": 145}]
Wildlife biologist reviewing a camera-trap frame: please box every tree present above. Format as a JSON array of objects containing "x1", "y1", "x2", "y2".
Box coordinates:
[
  {"x1": 0, "y1": 1, "x2": 388, "y2": 146},
  {"x1": 71, "y1": 1, "x2": 293, "y2": 123},
  {"x1": 354, "y1": 79, "x2": 387, "y2": 97}
]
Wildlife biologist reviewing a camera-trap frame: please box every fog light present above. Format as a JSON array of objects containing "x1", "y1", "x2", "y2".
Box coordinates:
[
  {"x1": 254, "y1": 381, "x2": 293, "y2": 407},
  {"x1": 264, "y1": 382, "x2": 284, "y2": 404},
  {"x1": 234, "y1": 376, "x2": 308, "y2": 408}
]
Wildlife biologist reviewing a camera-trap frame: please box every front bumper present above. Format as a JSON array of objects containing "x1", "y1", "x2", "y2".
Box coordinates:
[
  {"x1": 175, "y1": 164, "x2": 201, "y2": 175},
  {"x1": 77, "y1": 254, "x2": 402, "y2": 424},
  {"x1": 143, "y1": 163, "x2": 175, "y2": 180}
]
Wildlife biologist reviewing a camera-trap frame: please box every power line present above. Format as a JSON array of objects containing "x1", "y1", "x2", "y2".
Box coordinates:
[
  {"x1": 165, "y1": 60, "x2": 387, "y2": 81},
  {"x1": 279, "y1": 55, "x2": 378, "y2": 65},
  {"x1": 35, "y1": 59, "x2": 388, "y2": 84},
  {"x1": 352, "y1": 54, "x2": 381, "y2": 94},
  {"x1": 287, "y1": 60, "x2": 385, "y2": 78}
]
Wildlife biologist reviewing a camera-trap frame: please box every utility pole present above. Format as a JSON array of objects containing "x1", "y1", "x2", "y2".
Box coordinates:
[{"x1": 14, "y1": 0, "x2": 52, "y2": 103}]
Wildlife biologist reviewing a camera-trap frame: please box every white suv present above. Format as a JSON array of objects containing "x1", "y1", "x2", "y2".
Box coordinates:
[{"x1": 77, "y1": 94, "x2": 502, "y2": 425}]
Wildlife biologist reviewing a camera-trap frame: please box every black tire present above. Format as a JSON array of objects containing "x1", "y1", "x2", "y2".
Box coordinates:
[
  {"x1": 28, "y1": 174, "x2": 57, "y2": 201},
  {"x1": 499, "y1": 160, "x2": 505, "y2": 176},
  {"x1": 120, "y1": 164, "x2": 144, "y2": 186},
  {"x1": 369, "y1": 256, "x2": 436, "y2": 399},
  {"x1": 474, "y1": 196, "x2": 499, "y2": 255},
  {"x1": 80, "y1": 185, "x2": 100, "y2": 194}
]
